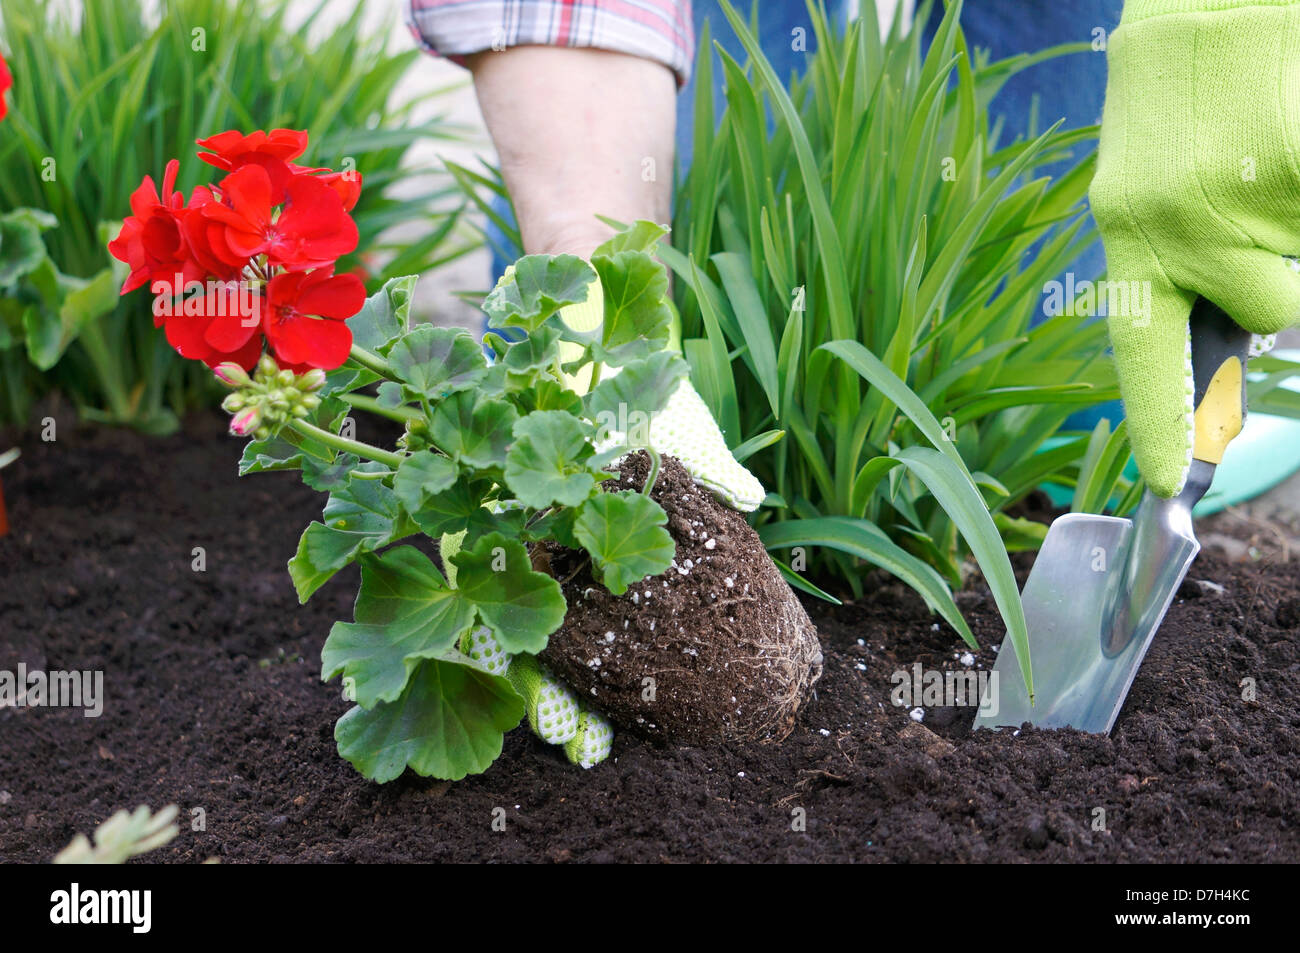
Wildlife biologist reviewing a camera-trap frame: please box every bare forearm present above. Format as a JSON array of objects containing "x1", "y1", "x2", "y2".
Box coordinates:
[{"x1": 467, "y1": 46, "x2": 676, "y2": 258}]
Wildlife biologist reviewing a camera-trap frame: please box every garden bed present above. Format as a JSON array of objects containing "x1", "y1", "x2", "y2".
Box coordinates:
[{"x1": 1, "y1": 413, "x2": 1296, "y2": 863}]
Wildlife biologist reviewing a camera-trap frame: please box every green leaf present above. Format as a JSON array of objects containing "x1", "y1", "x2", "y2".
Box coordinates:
[
  {"x1": 501, "y1": 325, "x2": 563, "y2": 377},
  {"x1": 589, "y1": 250, "x2": 673, "y2": 365},
  {"x1": 732, "y1": 429, "x2": 785, "y2": 462},
  {"x1": 890, "y1": 446, "x2": 1032, "y2": 694},
  {"x1": 758, "y1": 516, "x2": 977, "y2": 649},
  {"x1": 299, "y1": 453, "x2": 364, "y2": 492},
  {"x1": 406, "y1": 478, "x2": 514, "y2": 542},
  {"x1": 23, "y1": 266, "x2": 118, "y2": 371},
  {"x1": 392, "y1": 450, "x2": 459, "y2": 513},
  {"x1": 288, "y1": 466, "x2": 416, "y2": 602},
  {"x1": 322, "y1": 547, "x2": 477, "y2": 707},
  {"x1": 573, "y1": 491, "x2": 675, "y2": 595},
  {"x1": 320, "y1": 366, "x2": 381, "y2": 398},
  {"x1": 585, "y1": 350, "x2": 688, "y2": 424},
  {"x1": 335, "y1": 656, "x2": 524, "y2": 782},
  {"x1": 348, "y1": 275, "x2": 417, "y2": 355},
  {"x1": 593, "y1": 219, "x2": 668, "y2": 255},
  {"x1": 518, "y1": 378, "x2": 585, "y2": 416},
  {"x1": 482, "y1": 254, "x2": 595, "y2": 332},
  {"x1": 504, "y1": 410, "x2": 598, "y2": 508},
  {"x1": 995, "y1": 513, "x2": 1050, "y2": 552},
  {"x1": 712, "y1": 251, "x2": 780, "y2": 415},
  {"x1": 523, "y1": 507, "x2": 581, "y2": 549},
  {"x1": 820, "y1": 339, "x2": 974, "y2": 478},
  {"x1": 430, "y1": 390, "x2": 519, "y2": 469},
  {"x1": 450, "y1": 532, "x2": 567, "y2": 654},
  {"x1": 387, "y1": 324, "x2": 487, "y2": 398},
  {"x1": 0, "y1": 210, "x2": 53, "y2": 287}
]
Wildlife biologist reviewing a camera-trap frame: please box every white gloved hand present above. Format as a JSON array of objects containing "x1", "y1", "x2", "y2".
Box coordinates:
[{"x1": 558, "y1": 271, "x2": 766, "y2": 511}]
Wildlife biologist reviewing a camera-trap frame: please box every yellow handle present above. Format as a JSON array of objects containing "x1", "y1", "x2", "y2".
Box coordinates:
[{"x1": 1192, "y1": 356, "x2": 1244, "y2": 465}]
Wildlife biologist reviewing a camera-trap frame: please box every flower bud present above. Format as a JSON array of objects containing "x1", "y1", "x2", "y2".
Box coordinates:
[
  {"x1": 300, "y1": 394, "x2": 321, "y2": 410},
  {"x1": 256, "y1": 354, "x2": 280, "y2": 380},
  {"x1": 230, "y1": 406, "x2": 262, "y2": 437},
  {"x1": 277, "y1": 369, "x2": 295, "y2": 387},
  {"x1": 221, "y1": 393, "x2": 246, "y2": 413},
  {"x1": 298, "y1": 368, "x2": 327, "y2": 392},
  {"x1": 213, "y1": 362, "x2": 251, "y2": 389}
]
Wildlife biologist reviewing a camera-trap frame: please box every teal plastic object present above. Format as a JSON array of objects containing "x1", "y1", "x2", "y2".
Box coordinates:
[{"x1": 1041, "y1": 350, "x2": 1300, "y2": 516}]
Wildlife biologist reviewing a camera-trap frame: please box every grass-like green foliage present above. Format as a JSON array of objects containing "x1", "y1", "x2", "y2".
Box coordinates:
[
  {"x1": 661, "y1": 0, "x2": 1142, "y2": 685},
  {"x1": 0, "y1": 0, "x2": 470, "y2": 431},
  {"x1": 240, "y1": 224, "x2": 684, "y2": 781}
]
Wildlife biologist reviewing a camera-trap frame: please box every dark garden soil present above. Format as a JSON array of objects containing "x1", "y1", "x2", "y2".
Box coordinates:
[{"x1": 1, "y1": 411, "x2": 1297, "y2": 863}]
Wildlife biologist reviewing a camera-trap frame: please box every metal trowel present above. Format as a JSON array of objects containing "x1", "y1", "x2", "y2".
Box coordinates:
[{"x1": 974, "y1": 299, "x2": 1253, "y2": 734}]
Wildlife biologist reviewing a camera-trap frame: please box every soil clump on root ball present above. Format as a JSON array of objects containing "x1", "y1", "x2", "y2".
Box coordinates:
[{"x1": 540, "y1": 452, "x2": 823, "y2": 746}]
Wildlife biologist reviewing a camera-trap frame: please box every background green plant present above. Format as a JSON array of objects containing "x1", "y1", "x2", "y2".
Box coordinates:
[
  {"x1": 0, "y1": 0, "x2": 472, "y2": 431},
  {"x1": 656, "y1": 0, "x2": 1137, "y2": 671}
]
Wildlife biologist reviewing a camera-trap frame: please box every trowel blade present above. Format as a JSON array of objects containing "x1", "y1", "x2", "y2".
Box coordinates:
[{"x1": 973, "y1": 498, "x2": 1199, "y2": 735}]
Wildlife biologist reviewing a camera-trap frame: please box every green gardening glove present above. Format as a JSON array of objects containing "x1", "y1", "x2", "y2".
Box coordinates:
[{"x1": 1090, "y1": 0, "x2": 1300, "y2": 497}]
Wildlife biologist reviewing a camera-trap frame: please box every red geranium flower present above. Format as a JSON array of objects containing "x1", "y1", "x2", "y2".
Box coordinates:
[
  {"x1": 111, "y1": 127, "x2": 366, "y2": 376},
  {"x1": 201, "y1": 165, "x2": 358, "y2": 272},
  {"x1": 196, "y1": 128, "x2": 318, "y2": 202},
  {"x1": 263, "y1": 269, "x2": 365, "y2": 371},
  {"x1": 0, "y1": 51, "x2": 12, "y2": 121},
  {"x1": 177, "y1": 186, "x2": 246, "y2": 280},
  {"x1": 197, "y1": 128, "x2": 309, "y2": 168},
  {"x1": 108, "y1": 159, "x2": 205, "y2": 296},
  {"x1": 317, "y1": 170, "x2": 363, "y2": 213},
  {"x1": 163, "y1": 280, "x2": 265, "y2": 371}
]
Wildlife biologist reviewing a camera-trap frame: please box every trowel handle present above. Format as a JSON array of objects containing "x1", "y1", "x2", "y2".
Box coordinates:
[{"x1": 1189, "y1": 299, "x2": 1253, "y2": 467}]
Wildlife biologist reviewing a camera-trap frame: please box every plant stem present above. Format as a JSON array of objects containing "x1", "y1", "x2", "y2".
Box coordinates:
[
  {"x1": 341, "y1": 392, "x2": 422, "y2": 423},
  {"x1": 287, "y1": 419, "x2": 404, "y2": 468},
  {"x1": 349, "y1": 343, "x2": 394, "y2": 380},
  {"x1": 640, "y1": 446, "x2": 662, "y2": 496},
  {"x1": 588, "y1": 360, "x2": 603, "y2": 389},
  {"x1": 75, "y1": 318, "x2": 133, "y2": 423}
]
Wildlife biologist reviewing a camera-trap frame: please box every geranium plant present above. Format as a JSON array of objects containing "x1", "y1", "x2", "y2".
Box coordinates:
[
  {"x1": 111, "y1": 138, "x2": 686, "y2": 780},
  {"x1": 0, "y1": 0, "x2": 472, "y2": 432}
]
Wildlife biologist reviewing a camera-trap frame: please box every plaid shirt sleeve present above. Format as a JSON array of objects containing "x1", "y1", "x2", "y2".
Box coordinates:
[{"x1": 406, "y1": 0, "x2": 695, "y2": 87}]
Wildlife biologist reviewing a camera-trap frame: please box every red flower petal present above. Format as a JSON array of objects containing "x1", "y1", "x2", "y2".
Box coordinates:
[
  {"x1": 212, "y1": 164, "x2": 273, "y2": 231},
  {"x1": 164, "y1": 311, "x2": 215, "y2": 363},
  {"x1": 202, "y1": 285, "x2": 262, "y2": 352},
  {"x1": 296, "y1": 272, "x2": 366, "y2": 320},
  {"x1": 269, "y1": 315, "x2": 352, "y2": 370},
  {"x1": 268, "y1": 174, "x2": 358, "y2": 269},
  {"x1": 0, "y1": 51, "x2": 11, "y2": 122},
  {"x1": 318, "y1": 170, "x2": 363, "y2": 212},
  {"x1": 210, "y1": 333, "x2": 265, "y2": 371}
]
